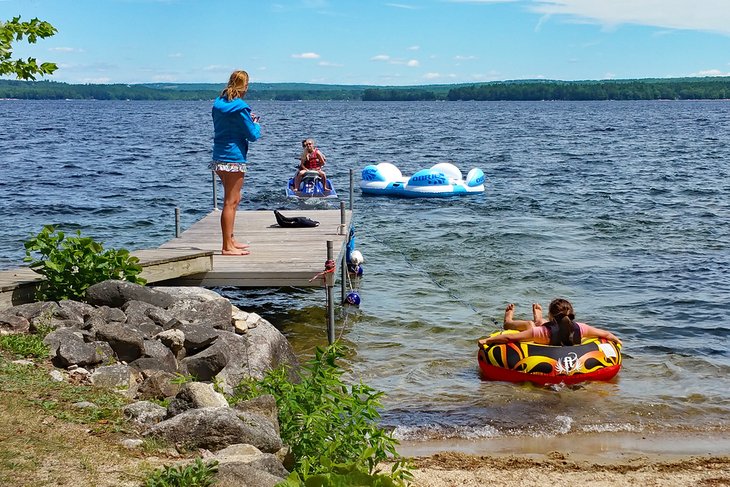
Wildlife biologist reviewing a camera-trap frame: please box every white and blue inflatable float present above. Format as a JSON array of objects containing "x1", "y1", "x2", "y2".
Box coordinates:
[{"x1": 360, "y1": 162, "x2": 485, "y2": 197}]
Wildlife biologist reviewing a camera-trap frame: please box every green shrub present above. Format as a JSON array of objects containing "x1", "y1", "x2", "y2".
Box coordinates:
[
  {"x1": 143, "y1": 458, "x2": 218, "y2": 487},
  {"x1": 23, "y1": 225, "x2": 145, "y2": 301},
  {"x1": 279, "y1": 452, "x2": 413, "y2": 486},
  {"x1": 232, "y1": 343, "x2": 411, "y2": 484}
]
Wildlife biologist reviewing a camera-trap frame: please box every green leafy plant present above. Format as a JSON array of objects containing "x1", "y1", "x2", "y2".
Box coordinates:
[
  {"x1": 143, "y1": 458, "x2": 218, "y2": 487},
  {"x1": 23, "y1": 225, "x2": 145, "y2": 302},
  {"x1": 232, "y1": 343, "x2": 411, "y2": 484},
  {"x1": 0, "y1": 16, "x2": 58, "y2": 80},
  {"x1": 0, "y1": 333, "x2": 48, "y2": 358},
  {"x1": 278, "y1": 451, "x2": 413, "y2": 487},
  {"x1": 170, "y1": 372, "x2": 197, "y2": 385}
]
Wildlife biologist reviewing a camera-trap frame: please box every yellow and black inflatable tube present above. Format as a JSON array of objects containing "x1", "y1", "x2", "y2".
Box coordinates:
[{"x1": 478, "y1": 330, "x2": 622, "y2": 385}]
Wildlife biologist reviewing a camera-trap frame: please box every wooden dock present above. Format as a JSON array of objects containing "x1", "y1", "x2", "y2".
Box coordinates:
[
  {"x1": 159, "y1": 209, "x2": 352, "y2": 287},
  {"x1": 0, "y1": 208, "x2": 352, "y2": 309}
]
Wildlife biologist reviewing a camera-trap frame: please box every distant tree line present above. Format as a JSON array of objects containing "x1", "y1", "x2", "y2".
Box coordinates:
[
  {"x1": 0, "y1": 79, "x2": 216, "y2": 100},
  {"x1": 2, "y1": 77, "x2": 730, "y2": 101},
  {"x1": 446, "y1": 78, "x2": 730, "y2": 101},
  {"x1": 362, "y1": 88, "x2": 444, "y2": 101}
]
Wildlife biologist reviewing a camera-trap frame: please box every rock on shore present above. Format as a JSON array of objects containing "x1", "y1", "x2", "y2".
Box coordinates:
[{"x1": 0, "y1": 280, "x2": 301, "y2": 486}]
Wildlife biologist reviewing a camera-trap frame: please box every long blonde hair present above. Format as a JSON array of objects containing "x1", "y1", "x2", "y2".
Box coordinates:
[{"x1": 221, "y1": 70, "x2": 249, "y2": 101}]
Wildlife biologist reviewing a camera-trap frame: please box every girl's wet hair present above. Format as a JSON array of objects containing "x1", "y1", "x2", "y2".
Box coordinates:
[{"x1": 549, "y1": 298, "x2": 577, "y2": 345}]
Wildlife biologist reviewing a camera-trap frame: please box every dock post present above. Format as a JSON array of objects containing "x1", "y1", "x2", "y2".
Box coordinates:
[
  {"x1": 349, "y1": 168, "x2": 354, "y2": 211},
  {"x1": 339, "y1": 201, "x2": 347, "y2": 303},
  {"x1": 175, "y1": 207, "x2": 180, "y2": 238},
  {"x1": 212, "y1": 171, "x2": 219, "y2": 210},
  {"x1": 339, "y1": 200, "x2": 346, "y2": 235},
  {"x1": 326, "y1": 240, "x2": 335, "y2": 344}
]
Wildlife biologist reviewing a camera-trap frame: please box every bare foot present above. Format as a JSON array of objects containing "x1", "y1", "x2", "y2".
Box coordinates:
[
  {"x1": 232, "y1": 240, "x2": 249, "y2": 250},
  {"x1": 533, "y1": 303, "x2": 544, "y2": 325},
  {"x1": 221, "y1": 248, "x2": 250, "y2": 256},
  {"x1": 504, "y1": 303, "x2": 516, "y2": 325},
  {"x1": 504, "y1": 303, "x2": 534, "y2": 331}
]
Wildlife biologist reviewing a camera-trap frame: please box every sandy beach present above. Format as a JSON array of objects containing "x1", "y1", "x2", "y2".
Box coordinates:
[{"x1": 395, "y1": 432, "x2": 730, "y2": 486}]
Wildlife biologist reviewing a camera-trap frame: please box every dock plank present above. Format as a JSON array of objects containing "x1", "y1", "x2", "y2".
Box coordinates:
[{"x1": 159, "y1": 209, "x2": 351, "y2": 287}]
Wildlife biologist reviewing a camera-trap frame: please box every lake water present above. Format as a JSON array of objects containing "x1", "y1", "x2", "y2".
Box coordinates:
[{"x1": 1, "y1": 99, "x2": 729, "y2": 446}]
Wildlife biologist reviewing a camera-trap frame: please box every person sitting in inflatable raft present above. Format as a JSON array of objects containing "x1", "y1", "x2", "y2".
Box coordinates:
[{"x1": 478, "y1": 299, "x2": 622, "y2": 347}]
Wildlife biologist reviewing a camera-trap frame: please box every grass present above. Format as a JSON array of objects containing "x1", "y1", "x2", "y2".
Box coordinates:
[{"x1": 0, "y1": 349, "x2": 187, "y2": 487}]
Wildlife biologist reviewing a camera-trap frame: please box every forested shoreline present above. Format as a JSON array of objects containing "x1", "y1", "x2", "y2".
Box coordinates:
[{"x1": 1, "y1": 77, "x2": 729, "y2": 101}]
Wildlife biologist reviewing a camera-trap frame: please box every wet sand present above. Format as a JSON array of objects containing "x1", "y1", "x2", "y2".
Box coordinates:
[{"x1": 394, "y1": 432, "x2": 730, "y2": 486}]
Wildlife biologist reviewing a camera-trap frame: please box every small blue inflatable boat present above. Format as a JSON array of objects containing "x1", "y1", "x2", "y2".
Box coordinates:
[
  {"x1": 286, "y1": 170, "x2": 338, "y2": 199},
  {"x1": 360, "y1": 162, "x2": 485, "y2": 197}
]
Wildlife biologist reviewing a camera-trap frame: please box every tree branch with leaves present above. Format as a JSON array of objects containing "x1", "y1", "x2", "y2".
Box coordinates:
[{"x1": 0, "y1": 16, "x2": 58, "y2": 80}]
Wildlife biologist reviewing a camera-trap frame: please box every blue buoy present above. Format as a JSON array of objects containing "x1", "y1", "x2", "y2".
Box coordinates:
[{"x1": 344, "y1": 291, "x2": 361, "y2": 306}]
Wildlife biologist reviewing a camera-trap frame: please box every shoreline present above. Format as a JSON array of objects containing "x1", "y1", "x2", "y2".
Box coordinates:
[
  {"x1": 397, "y1": 431, "x2": 730, "y2": 461},
  {"x1": 393, "y1": 432, "x2": 730, "y2": 486}
]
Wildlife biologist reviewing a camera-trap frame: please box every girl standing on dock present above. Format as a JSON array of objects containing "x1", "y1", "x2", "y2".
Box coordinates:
[{"x1": 210, "y1": 70, "x2": 261, "y2": 255}]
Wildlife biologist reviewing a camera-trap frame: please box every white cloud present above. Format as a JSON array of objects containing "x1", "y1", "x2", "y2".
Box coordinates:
[
  {"x1": 386, "y1": 3, "x2": 419, "y2": 8},
  {"x1": 202, "y1": 65, "x2": 230, "y2": 72},
  {"x1": 530, "y1": 0, "x2": 730, "y2": 35},
  {"x1": 79, "y1": 77, "x2": 111, "y2": 84},
  {"x1": 48, "y1": 47, "x2": 82, "y2": 53},
  {"x1": 447, "y1": 0, "x2": 517, "y2": 3},
  {"x1": 152, "y1": 74, "x2": 178, "y2": 82},
  {"x1": 695, "y1": 69, "x2": 730, "y2": 76},
  {"x1": 168, "y1": 52, "x2": 183, "y2": 58},
  {"x1": 407, "y1": 45, "x2": 420, "y2": 51},
  {"x1": 454, "y1": 55, "x2": 477, "y2": 61},
  {"x1": 372, "y1": 55, "x2": 419, "y2": 66},
  {"x1": 292, "y1": 52, "x2": 321, "y2": 59},
  {"x1": 319, "y1": 61, "x2": 344, "y2": 67},
  {"x1": 423, "y1": 72, "x2": 458, "y2": 80}
]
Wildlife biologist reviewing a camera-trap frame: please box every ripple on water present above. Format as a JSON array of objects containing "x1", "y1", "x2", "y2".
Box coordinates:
[{"x1": 1, "y1": 99, "x2": 729, "y2": 438}]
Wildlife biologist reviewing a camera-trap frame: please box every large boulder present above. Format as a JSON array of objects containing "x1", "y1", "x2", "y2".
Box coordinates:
[
  {"x1": 44, "y1": 328, "x2": 103, "y2": 368},
  {"x1": 144, "y1": 407, "x2": 282, "y2": 452},
  {"x1": 155, "y1": 286, "x2": 233, "y2": 331},
  {"x1": 0, "y1": 311, "x2": 30, "y2": 335},
  {"x1": 135, "y1": 370, "x2": 180, "y2": 400},
  {"x1": 173, "y1": 322, "x2": 219, "y2": 354},
  {"x1": 213, "y1": 321, "x2": 299, "y2": 395},
  {"x1": 122, "y1": 300, "x2": 164, "y2": 337},
  {"x1": 90, "y1": 363, "x2": 140, "y2": 390},
  {"x1": 94, "y1": 323, "x2": 145, "y2": 363},
  {"x1": 123, "y1": 400, "x2": 167, "y2": 427},
  {"x1": 86, "y1": 280, "x2": 176, "y2": 309},
  {"x1": 212, "y1": 443, "x2": 289, "y2": 487}
]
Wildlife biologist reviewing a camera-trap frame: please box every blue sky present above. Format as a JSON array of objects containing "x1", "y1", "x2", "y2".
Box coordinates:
[{"x1": 3, "y1": 0, "x2": 730, "y2": 85}]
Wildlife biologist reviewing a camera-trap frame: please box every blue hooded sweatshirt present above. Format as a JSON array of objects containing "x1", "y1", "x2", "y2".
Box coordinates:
[{"x1": 211, "y1": 96, "x2": 261, "y2": 162}]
